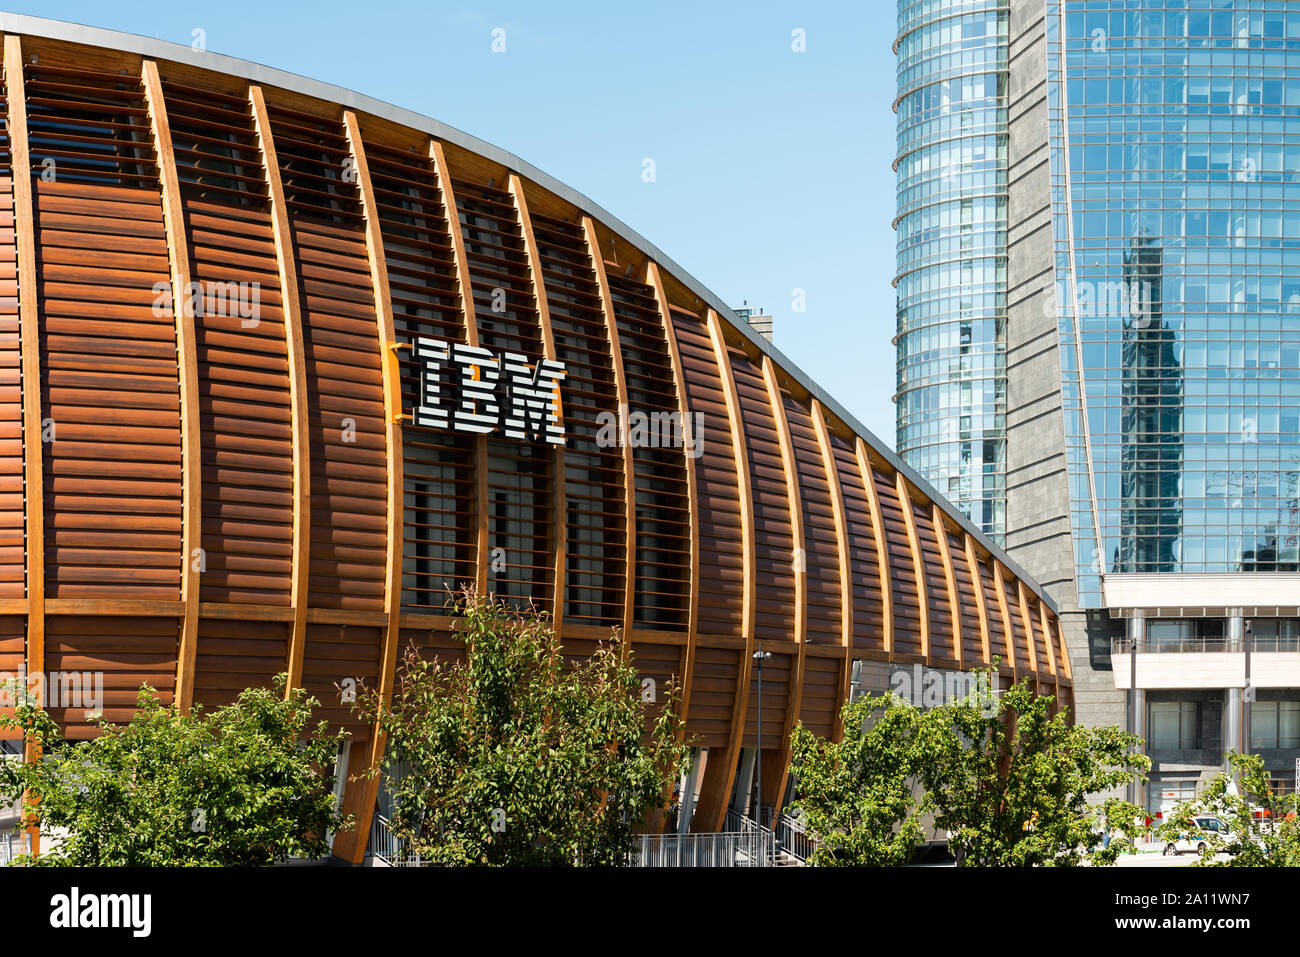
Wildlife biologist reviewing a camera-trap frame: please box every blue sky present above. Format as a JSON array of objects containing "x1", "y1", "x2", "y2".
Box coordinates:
[{"x1": 18, "y1": 1, "x2": 901, "y2": 446}]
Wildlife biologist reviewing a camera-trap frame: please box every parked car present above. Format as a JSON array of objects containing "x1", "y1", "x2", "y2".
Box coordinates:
[{"x1": 1163, "y1": 816, "x2": 1226, "y2": 857}]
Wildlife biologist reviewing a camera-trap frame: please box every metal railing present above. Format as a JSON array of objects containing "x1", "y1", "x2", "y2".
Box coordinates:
[
  {"x1": 1113, "y1": 637, "x2": 1300, "y2": 655},
  {"x1": 369, "y1": 813, "x2": 423, "y2": 867},
  {"x1": 367, "y1": 808, "x2": 797, "y2": 868},
  {"x1": 634, "y1": 824, "x2": 773, "y2": 867},
  {"x1": 0, "y1": 832, "x2": 29, "y2": 866},
  {"x1": 773, "y1": 812, "x2": 816, "y2": 864}
]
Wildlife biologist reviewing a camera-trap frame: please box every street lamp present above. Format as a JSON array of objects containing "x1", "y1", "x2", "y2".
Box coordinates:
[{"x1": 752, "y1": 644, "x2": 772, "y2": 865}]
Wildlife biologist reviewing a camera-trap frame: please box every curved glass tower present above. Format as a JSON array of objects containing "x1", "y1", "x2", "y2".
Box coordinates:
[{"x1": 894, "y1": 0, "x2": 1010, "y2": 544}]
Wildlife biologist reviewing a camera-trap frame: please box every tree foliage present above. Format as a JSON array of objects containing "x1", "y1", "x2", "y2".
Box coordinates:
[
  {"x1": 790, "y1": 668, "x2": 1150, "y2": 866},
  {"x1": 359, "y1": 589, "x2": 691, "y2": 866},
  {"x1": 0, "y1": 677, "x2": 348, "y2": 866},
  {"x1": 788, "y1": 691, "x2": 928, "y2": 866},
  {"x1": 1158, "y1": 751, "x2": 1300, "y2": 866}
]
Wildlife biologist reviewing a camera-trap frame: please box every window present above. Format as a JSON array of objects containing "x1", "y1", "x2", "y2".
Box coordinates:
[
  {"x1": 1250, "y1": 701, "x2": 1300, "y2": 749},
  {"x1": 1266, "y1": 775, "x2": 1296, "y2": 798},
  {"x1": 1147, "y1": 777, "x2": 1199, "y2": 816},
  {"x1": 1149, "y1": 701, "x2": 1200, "y2": 749}
]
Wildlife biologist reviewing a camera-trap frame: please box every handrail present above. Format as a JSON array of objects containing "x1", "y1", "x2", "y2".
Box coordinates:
[
  {"x1": 774, "y1": 812, "x2": 816, "y2": 864},
  {"x1": 369, "y1": 813, "x2": 422, "y2": 867},
  {"x1": 0, "y1": 831, "x2": 29, "y2": 866},
  {"x1": 1113, "y1": 637, "x2": 1300, "y2": 655},
  {"x1": 634, "y1": 826, "x2": 774, "y2": 867}
]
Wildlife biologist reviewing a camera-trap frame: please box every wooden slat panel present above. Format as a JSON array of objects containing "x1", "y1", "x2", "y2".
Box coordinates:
[
  {"x1": 507, "y1": 175, "x2": 566, "y2": 632},
  {"x1": 781, "y1": 390, "x2": 841, "y2": 646},
  {"x1": 810, "y1": 401, "x2": 854, "y2": 749},
  {"x1": 1016, "y1": 578, "x2": 1042, "y2": 677},
  {"x1": 0, "y1": 50, "x2": 25, "y2": 607},
  {"x1": 992, "y1": 560, "x2": 1023, "y2": 678},
  {"x1": 0, "y1": 615, "x2": 27, "y2": 738},
  {"x1": 298, "y1": 621, "x2": 380, "y2": 737},
  {"x1": 684, "y1": 644, "x2": 738, "y2": 750},
  {"x1": 895, "y1": 475, "x2": 929, "y2": 660},
  {"x1": 163, "y1": 77, "x2": 293, "y2": 611},
  {"x1": 733, "y1": 350, "x2": 795, "y2": 646},
  {"x1": 962, "y1": 534, "x2": 993, "y2": 666},
  {"x1": 398, "y1": 137, "x2": 481, "y2": 603},
  {"x1": 669, "y1": 308, "x2": 743, "y2": 639},
  {"x1": 624, "y1": 263, "x2": 690, "y2": 632},
  {"x1": 29, "y1": 57, "x2": 182, "y2": 603},
  {"x1": 264, "y1": 104, "x2": 386, "y2": 613},
  {"x1": 830, "y1": 433, "x2": 883, "y2": 654},
  {"x1": 874, "y1": 466, "x2": 922, "y2": 660},
  {"x1": 192, "y1": 617, "x2": 289, "y2": 709},
  {"x1": 931, "y1": 505, "x2": 964, "y2": 668},
  {"x1": 987, "y1": 556, "x2": 1019, "y2": 676},
  {"x1": 444, "y1": 165, "x2": 552, "y2": 612},
  {"x1": 855, "y1": 438, "x2": 892, "y2": 656},
  {"x1": 797, "y1": 653, "x2": 841, "y2": 739},
  {"x1": 45, "y1": 615, "x2": 179, "y2": 734}
]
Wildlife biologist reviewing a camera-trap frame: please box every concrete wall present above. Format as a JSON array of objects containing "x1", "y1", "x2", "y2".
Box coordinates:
[{"x1": 1002, "y1": 0, "x2": 1125, "y2": 733}]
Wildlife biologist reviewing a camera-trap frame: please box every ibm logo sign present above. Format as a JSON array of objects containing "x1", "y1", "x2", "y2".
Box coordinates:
[{"x1": 410, "y1": 337, "x2": 566, "y2": 445}]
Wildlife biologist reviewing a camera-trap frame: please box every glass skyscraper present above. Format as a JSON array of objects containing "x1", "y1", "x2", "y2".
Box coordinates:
[
  {"x1": 1047, "y1": 0, "x2": 1300, "y2": 603},
  {"x1": 895, "y1": 0, "x2": 1010, "y2": 543},
  {"x1": 902, "y1": 0, "x2": 1300, "y2": 800}
]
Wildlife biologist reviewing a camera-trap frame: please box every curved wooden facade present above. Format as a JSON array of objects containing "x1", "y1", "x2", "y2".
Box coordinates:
[{"x1": 0, "y1": 17, "x2": 1072, "y2": 861}]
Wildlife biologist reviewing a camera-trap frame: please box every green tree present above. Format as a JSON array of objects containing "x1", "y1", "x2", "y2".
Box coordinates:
[
  {"x1": 1157, "y1": 751, "x2": 1300, "y2": 866},
  {"x1": 788, "y1": 668, "x2": 1149, "y2": 866},
  {"x1": 788, "y1": 690, "x2": 929, "y2": 866},
  {"x1": 915, "y1": 671, "x2": 1149, "y2": 866},
  {"x1": 0, "y1": 677, "x2": 349, "y2": 866},
  {"x1": 358, "y1": 590, "x2": 691, "y2": 866}
]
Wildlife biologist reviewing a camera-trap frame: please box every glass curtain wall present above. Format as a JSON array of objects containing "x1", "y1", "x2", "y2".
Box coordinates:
[{"x1": 895, "y1": 0, "x2": 1011, "y2": 544}]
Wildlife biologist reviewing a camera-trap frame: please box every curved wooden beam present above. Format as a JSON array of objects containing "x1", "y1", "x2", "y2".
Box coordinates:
[
  {"x1": 141, "y1": 59, "x2": 202, "y2": 713},
  {"x1": 895, "y1": 473, "x2": 928, "y2": 661},
  {"x1": 855, "y1": 438, "x2": 892, "y2": 657},
  {"x1": 707, "y1": 308, "x2": 756, "y2": 831},
  {"x1": 812, "y1": 401, "x2": 854, "y2": 742},
  {"x1": 990, "y1": 558, "x2": 1018, "y2": 681},
  {"x1": 1037, "y1": 599, "x2": 1058, "y2": 679},
  {"x1": 507, "y1": 174, "x2": 565, "y2": 629},
  {"x1": 582, "y1": 216, "x2": 636, "y2": 646},
  {"x1": 1015, "y1": 578, "x2": 1040, "y2": 679},
  {"x1": 337, "y1": 110, "x2": 405, "y2": 864},
  {"x1": 427, "y1": 140, "x2": 487, "y2": 597},
  {"x1": 645, "y1": 261, "x2": 697, "y2": 832},
  {"x1": 249, "y1": 84, "x2": 310, "y2": 694},
  {"x1": 645, "y1": 262, "x2": 697, "y2": 713},
  {"x1": 762, "y1": 356, "x2": 804, "y2": 811},
  {"x1": 931, "y1": 504, "x2": 964, "y2": 669},
  {"x1": 963, "y1": 533, "x2": 992, "y2": 666},
  {"x1": 5, "y1": 32, "x2": 42, "y2": 854}
]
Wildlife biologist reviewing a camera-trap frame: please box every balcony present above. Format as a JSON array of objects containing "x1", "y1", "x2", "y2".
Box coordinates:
[{"x1": 1112, "y1": 637, "x2": 1300, "y2": 690}]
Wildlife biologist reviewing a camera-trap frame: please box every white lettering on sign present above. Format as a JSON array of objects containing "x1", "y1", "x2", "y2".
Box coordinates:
[{"x1": 411, "y1": 337, "x2": 565, "y2": 445}]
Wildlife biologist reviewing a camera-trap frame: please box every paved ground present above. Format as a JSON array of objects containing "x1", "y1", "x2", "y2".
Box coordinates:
[{"x1": 1113, "y1": 844, "x2": 1233, "y2": 867}]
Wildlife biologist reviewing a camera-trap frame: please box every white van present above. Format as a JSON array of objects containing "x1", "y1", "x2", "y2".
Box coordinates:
[{"x1": 1162, "y1": 816, "x2": 1226, "y2": 857}]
